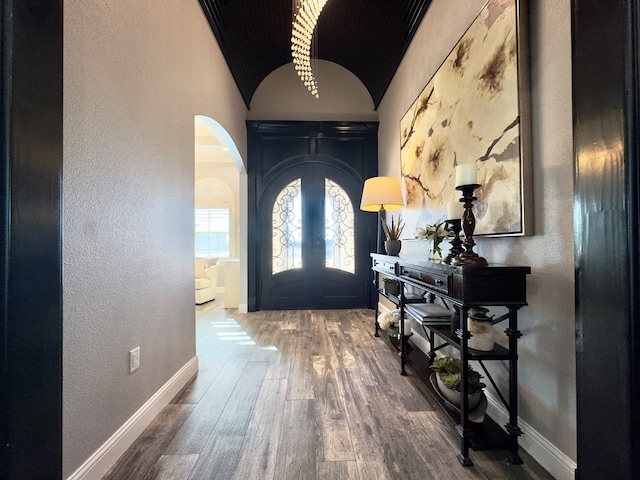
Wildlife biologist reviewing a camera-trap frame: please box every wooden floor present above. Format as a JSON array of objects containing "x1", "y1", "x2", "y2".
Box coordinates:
[{"x1": 102, "y1": 299, "x2": 555, "y2": 480}]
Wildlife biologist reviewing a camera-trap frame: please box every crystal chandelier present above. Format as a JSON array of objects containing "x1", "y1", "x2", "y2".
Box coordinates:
[{"x1": 291, "y1": 0, "x2": 329, "y2": 98}]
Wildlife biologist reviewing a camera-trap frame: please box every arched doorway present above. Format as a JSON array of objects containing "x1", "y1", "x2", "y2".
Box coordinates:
[{"x1": 194, "y1": 115, "x2": 247, "y2": 311}]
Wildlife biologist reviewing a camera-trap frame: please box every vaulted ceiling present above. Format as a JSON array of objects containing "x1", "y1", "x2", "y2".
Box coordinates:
[{"x1": 198, "y1": 0, "x2": 433, "y2": 109}]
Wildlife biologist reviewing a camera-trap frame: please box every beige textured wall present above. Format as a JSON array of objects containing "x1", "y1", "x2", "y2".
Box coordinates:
[
  {"x1": 62, "y1": 0, "x2": 247, "y2": 476},
  {"x1": 377, "y1": 0, "x2": 576, "y2": 475},
  {"x1": 248, "y1": 60, "x2": 377, "y2": 121}
]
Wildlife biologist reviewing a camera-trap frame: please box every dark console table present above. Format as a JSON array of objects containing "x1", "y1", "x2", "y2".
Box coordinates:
[{"x1": 371, "y1": 253, "x2": 531, "y2": 466}]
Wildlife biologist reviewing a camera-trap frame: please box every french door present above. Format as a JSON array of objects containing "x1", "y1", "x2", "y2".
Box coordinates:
[
  {"x1": 247, "y1": 121, "x2": 378, "y2": 311},
  {"x1": 258, "y1": 162, "x2": 368, "y2": 309}
]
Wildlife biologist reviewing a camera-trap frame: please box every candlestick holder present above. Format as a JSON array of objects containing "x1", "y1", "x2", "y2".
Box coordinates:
[
  {"x1": 444, "y1": 218, "x2": 464, "y2": 265},
  {"x1": 452, "y1": 184, "x2": 488, "y2": 267}
]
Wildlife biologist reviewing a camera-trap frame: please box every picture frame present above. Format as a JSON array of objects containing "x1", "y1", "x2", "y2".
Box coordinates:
[{"x1": 400, "y1": 0, "x2": 532, "y2": 236}]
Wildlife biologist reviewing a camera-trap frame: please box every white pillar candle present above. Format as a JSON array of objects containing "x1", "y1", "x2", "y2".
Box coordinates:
[
  {"x1": 403, "y1": 318, "x2": 412, "y2": 335},
  {"x1": 447, "y1": 200, "x2": 464, "y2": 220},
  {"x1": 454, "y1": 164, "x2": 477, "y2": 186}
]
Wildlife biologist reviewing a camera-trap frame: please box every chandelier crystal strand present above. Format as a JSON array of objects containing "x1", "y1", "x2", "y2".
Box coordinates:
[{"x1": 291, "y1": 0, "x2": 328, "y2": 98}]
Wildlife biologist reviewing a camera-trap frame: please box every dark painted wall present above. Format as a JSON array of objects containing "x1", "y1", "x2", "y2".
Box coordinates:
[
  {"x1": 573, "y1": 0, "x2": 640, "y2": 478},
  {"x1": 1, "y1": 1, "x2": 63, "y2": 478}
]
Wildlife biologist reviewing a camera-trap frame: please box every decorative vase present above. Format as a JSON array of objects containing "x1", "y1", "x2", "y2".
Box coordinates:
[
  {"x1": 467, "y1": 307, "x2": 495, "y2": 351},
  {"x1": 387, "y1": 325, "x2": 400, "y2": 339},
  {"x1": 384, "y1": 239, "x2": 401, "y2": 256},
  {"x1": 429, "y1": 243, "x2": 443, "y2": 261}
]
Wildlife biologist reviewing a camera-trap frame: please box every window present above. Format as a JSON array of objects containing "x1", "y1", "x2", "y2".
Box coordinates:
[
  {"x1": 195, "y1": 208, "x2": 230, "y2": 257},
  {"x1": 195, "y1": 178, "x2": 234, "y2": 258},
  {"x1": 271, "y1": 178, "x2": 302, "y2": 274}
]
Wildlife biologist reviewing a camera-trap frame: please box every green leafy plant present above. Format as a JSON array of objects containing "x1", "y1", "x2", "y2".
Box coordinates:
[
  {"x1": 431, "y1": 356, "x2": 485, "y2": 395},
  {"x1": 381, "y1": 213, "x2": 404, "y2": 241}
]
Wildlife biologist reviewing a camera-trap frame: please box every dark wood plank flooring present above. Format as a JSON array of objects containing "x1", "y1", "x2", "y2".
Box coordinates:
[{"x1": 102, "y1": 299, "x2": 555, "y2": 480}]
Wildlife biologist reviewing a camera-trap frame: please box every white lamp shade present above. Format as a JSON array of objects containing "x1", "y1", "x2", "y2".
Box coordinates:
[{"x1": 360, "y1": 176, "x2": 405, "y2": 212}]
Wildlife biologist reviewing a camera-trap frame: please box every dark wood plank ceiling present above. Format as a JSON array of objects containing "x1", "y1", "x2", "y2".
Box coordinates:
[{"x1": 198, "y1": 0, "x2": 433, "y2": 109}]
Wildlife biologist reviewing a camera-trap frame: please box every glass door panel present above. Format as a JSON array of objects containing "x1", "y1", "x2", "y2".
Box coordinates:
[
  {"x1": 271, "y1": 178, "x2": 302, "y2": 274},
  {"x1": 324, "y1": 178, "x2": 355, "y2": 273}
]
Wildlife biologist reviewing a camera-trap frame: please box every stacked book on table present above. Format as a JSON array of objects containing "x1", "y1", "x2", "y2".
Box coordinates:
[{"x1": 405, "y1": 303, "x2": 453, "y2": 324}]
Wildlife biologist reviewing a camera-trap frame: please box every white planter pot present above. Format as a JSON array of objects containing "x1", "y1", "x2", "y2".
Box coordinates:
[{"x1": 436, "y1": 375, "x2": 481, "y2": 410}]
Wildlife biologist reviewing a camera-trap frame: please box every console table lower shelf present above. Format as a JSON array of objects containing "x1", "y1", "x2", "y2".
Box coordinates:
[{"x1": 378, "y1": 328, "x2": 519, "y2": 465}]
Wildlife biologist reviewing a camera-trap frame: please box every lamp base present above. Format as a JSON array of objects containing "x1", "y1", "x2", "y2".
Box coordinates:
[{"x1": 377, "y1": 207, "x2": 386, "y2": 254}]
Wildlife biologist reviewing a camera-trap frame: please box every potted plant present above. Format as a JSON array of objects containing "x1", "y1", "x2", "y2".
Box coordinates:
[
  {"x1": 381, "y1": 213, "x2": 404, "y2": 256},
  {"x1": 431, "y1": 356, "x2": 486, "y2": 409}
]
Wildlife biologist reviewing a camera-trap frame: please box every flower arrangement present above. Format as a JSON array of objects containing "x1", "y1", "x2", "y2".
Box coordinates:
[
  {"x1": 415, "y1": 219, "x2": 450, "y2": 258},
  {"x1": 381, "y1": 213, "x2": 404, "y2": 241},
  {"x1": 377, "y1": 309, "x2": 400, "y2": 330}
]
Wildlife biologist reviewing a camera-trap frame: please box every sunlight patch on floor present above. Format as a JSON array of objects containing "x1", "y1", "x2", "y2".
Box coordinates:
[{"x1": 210, "y1": 319, "x2": 256, "y2": 345}]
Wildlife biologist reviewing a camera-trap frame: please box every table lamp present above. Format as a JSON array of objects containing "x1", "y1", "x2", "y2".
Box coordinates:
[{"x1": 360, "y1": 176, "x2": 404, "y2": 253}]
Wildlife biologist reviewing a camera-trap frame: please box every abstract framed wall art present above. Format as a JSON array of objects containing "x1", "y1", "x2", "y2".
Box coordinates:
[{"x1": 400, "y1": 0, "x2": 532, "y2": 236}]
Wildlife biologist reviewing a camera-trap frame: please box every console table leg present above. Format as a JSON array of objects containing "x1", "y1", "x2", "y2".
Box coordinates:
[
  {"x1": 399, "y1": 340, "x2": 407, "y2": 376},
  {"x1": 455, "y1": 425, "x2": 474, "y2": 466},
  {"x1": 427, "y1": 331, "x2": 436, "y2": 362},
  {"x1": 506, "y1": 423, "x2": 523, "y2": 464},
  {"x1": 374, "y1": 298, "x2": 380, "y2": 337},
  {"x1": 399, "y1": 293, "x2": 407, "y2": 375},
  {"x1": 506, "y1": 307, "x2": 523, "y2": 464},
  {"x1": 373, "y1": 273, "x2": 381, "y2": 337},
  {"x1": 506, "y1": 446, "x2": 523, "y2": 465},
  {"x1": 456, "y1": 453, "x2": 474, "y2": 467}
]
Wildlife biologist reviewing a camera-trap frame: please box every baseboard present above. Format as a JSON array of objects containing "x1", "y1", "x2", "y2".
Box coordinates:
[
  {"x1": 66, "y1": 356, "x2": 199, "y2": 480},
  {"x1": 485, "y1": 396, "x2": 576, "y2": 480},
  {"x1": 377, "y1": 302, "x2": 576, "y2": 480}
]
